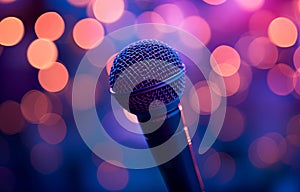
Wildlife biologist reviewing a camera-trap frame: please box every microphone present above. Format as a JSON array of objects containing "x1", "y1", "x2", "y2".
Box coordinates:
[{"x1": 109, "y1": 39, "x2": 205, "y2": 192}]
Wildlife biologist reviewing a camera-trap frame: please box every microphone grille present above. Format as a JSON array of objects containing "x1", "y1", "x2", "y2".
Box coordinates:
[{"x1": 109, "y1": 39, "x2": 185, "y2": 114}]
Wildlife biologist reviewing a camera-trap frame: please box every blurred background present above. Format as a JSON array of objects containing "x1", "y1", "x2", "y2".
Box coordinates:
[{"x1": 1, "y1": 0, "x2": 300, "y2": 191}]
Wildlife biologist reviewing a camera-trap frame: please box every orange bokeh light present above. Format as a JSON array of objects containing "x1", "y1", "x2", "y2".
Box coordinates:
[
  {"x1": 223, "y1": 72, "x2": 241, "y2": 96},
  {"x1": 0, "y1": 100, "x2": 25, "y2": 135},
  {"x1": 38, "y1": 113, "x2": 67, "y2": 145},
  {"x1": 27, "y1": 38, "x2": 58, "y2": 69},
  {"x1": 93, "y1": 0, "x2": 125, "y2": 23},
  {"x1": 267, "y1": 63, "x2": 294, "y2": 96},
  {"x1": 73, "y1": 18, "x2": 104, "y2": 50},
  {"x1": 211, "y1": 45, "x2": 241, "y2": 77},
  {"x1": 268, "y1": 17, "x2": 298, "y2": 48},
  {"x1": 0, "y1": 17, "x2": 24, "y2": 46},
  {"x1": 247, "y1": 36, "x2": 278, "y2": 69},
  {"x1": 179, "y1": 16, "x2": 211, "y2": 46},
  {"x1": 210, "y1": 71, "x2": 241, "y2": 97},
  {"x1": 67, "y1": 0, "x2": 90, "y2": 7},
  {"x1": 35, "y1": 12, "x2": 65, "y2": 41},
  {"x1": 20, "y1": 90, "x2": 52, "y2": 123},
  {"x1": 189, "y1": 81, "x2": 221, "y2": 115},
  {"x1": 203, "y1": 0, "x2": 226, "y2": 5},
  {"x1": 38, "y1": 62, "x2": 69, "y2": 92},
  {"x1": 235, "y1": 0, "x2": 264, "y2": 11}
]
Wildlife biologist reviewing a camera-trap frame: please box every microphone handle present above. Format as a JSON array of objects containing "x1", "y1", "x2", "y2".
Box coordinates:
[{"x1": 138, "y1": 106, "x2": 204, "y2": 192}]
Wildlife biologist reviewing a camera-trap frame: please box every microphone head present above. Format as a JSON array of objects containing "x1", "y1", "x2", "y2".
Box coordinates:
[{"x1": 109, "y1": 39, "x2": 185, "y2": 115}]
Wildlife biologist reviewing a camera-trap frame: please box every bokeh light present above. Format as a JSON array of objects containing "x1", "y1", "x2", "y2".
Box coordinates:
[
  {"x1": 38, "y1": 61, "x2": 69, "y2": 92},
  {"x1": 234, "y1": 35, "x2": 256, "y2": 64},
  {"x1": 235, "y1": 0, "x2": 264, "y2": 11},
  {"x1": 73, "y1": 18, "x2": 104, "y2": 50},
  {"x1": 211, "y1": 45, "x2": 241, "y2": 77},
  {"x1": 0, "y1": 100, "x2": 25, "y2": 135},
  {"x1": 217, "y1": 107, "x2": 245, "y2": 141},
  {"x1": 286, "y1": 114, "x2": 300, "y2": 147},
  {"x1": 267, "y1": 63, "x2": 294, "y2": 96},
  {"x1": 104, "y1": 11, "x2": 136, "y2": 41},
  {"x1": 266, "y1": 132, "x2": 287, "y2": 161},
  {"x1": 293, "y1": 46, "x2": 300, "y2": 70},
  {"x1": 27, "y1": 38, "x2": 58, "y2": 69},
  {"x1": 249, "y1": 10, "x2": 276, "y2": 36},
  {"x1": 97, "y1": 161, "x2": 129, "y2": 191},
  {"x1": 154, "y1": 3, "x2": 183, "y2": 27},
  {"x1": 294, "y1": 70, "x2": 300, "y2": 95},
  {"x1": 210, "y1": 71, "x2": 241, "y2": 97},
  {"x1": 202, "y1": 149, "x2": 221, "y2": 178},
  {"x1": 174, "y1": 1, "x2": 199, "y2": 17},
  {"x1": 268, "y1": 17, "x2": 298, "y2": 48},
  {"x1": 249, "y1": 133, "x2": 286, "y2": 168},
  {"x1": 179, "y1": 16, "x2": 211, "y2": 46},
  {"x1": 0, "y1": 17, "x2": 24, "y2": 46},
  {"x1": 93, "y1": 0, "x2": 125, "y2": 23},
  {"x1": 38, "y1": 113, "x2": 67, "y2": 145},
  {"x1": 215, "y1": 153, "x2": 236, "y2": 184},
  {"x1": 67, "y1": 0, "x2": 90, "y2": 7},
  {"x1": 256, "y1": 137, "x2": 279, "y2": 164},
  {"x1": 34, "y1": 12, "x2": 65, "y2": 41},
  {"x1": 30, "y1": 143, "x2": 63, "y2": 174},
  {"x1": 189, "y1": 80, "x2": 221, "y2": 115},
  {"x1": 20, "y1": 90, "x2": 52, "y2": 123},
  {"x1": 0, "y1": 167, "x2": 15, "y2": 192},
  {"x1": 0, "y1": 0, "x2": 15, "y2": 3},
  {"x1": 135, "y1": 11, "x2": 165, "y2": 39},
  {"x1": 224, "y1": 72, "x2": 241, "y2": 96},
  {"x1": 136, "y1": 11, "x2": 165, "y2": 24},
  {"x1": 247, "y1": 36, "x2": 278, "y2": 69},
  {"x1": 203, "y1": 0, "x2": 226, "y2": 6}
]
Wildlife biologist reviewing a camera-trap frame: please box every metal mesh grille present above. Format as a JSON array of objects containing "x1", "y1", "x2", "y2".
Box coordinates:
[{"x1": 109, "y1": 39, "x2": 185, "y2": 113}]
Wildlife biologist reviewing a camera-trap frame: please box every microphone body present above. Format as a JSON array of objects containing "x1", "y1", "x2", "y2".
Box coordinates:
[
  {"x1": 109, "y1": 39, "x2": 204, "y2": 191},
  {"x1": 137, "y1": 103, "x2": 203, "y2": 192}
]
